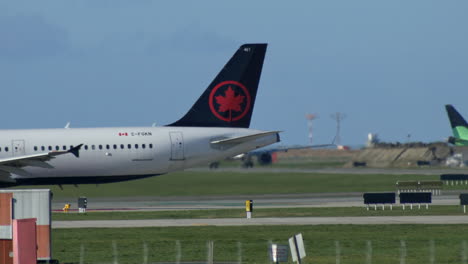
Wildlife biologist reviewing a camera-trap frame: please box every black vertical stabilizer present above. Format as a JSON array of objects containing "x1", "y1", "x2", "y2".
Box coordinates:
[
  {"x1": 445, "y1": 104, "x2": 468, "y2": 128},
  {"x1": 168, "y1": 43, "x2": 267, "y2": 128}
]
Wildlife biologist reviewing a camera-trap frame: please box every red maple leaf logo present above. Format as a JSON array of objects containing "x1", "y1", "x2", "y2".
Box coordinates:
[
  {"x1": 215, "y1": 86, "x2": 245, "y2": 121},
  {"x1": 209, "y1": 81, "x2": 251, "y2": 122}
]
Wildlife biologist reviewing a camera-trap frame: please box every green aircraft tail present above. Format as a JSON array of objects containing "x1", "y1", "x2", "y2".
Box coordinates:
[{"x1": 445, "y1": 104, "x2": 468, "y2": 146}]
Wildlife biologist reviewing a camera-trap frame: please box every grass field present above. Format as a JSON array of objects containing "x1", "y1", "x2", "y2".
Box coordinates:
[
  {"x1": 53, "y1": 225, "x2": 468, "y2": 264},
  {"x1": 16, "y1": 170, "x2": 465, "y2": 199},
  {"x1": 52, "y1": 205, "x2": 468, "y2": 221}
]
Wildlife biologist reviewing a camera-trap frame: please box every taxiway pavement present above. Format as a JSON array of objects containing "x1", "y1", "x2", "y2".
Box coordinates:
[{"x1": 52, "y1": 192, "x2": 463, "y2": 212}]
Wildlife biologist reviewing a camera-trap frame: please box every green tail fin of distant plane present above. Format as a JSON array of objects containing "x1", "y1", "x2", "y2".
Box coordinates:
[{"x1": 445, "y1": 104, "x2": 468, "y2": 146}]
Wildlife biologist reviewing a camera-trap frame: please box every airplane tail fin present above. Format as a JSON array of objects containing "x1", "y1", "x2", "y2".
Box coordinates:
[
  {"x1": 446, "y1": 105, "x2": 468, "y2": 128},
  {"x1": 445, "y1": 104, "x2": 468, "y2": 145},
  {"x1": 168, "y1": 43, "x2": 267, "y2": 128}
]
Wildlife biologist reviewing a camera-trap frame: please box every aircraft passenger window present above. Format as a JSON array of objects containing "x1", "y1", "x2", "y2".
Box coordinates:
[
  {"x1": 127, "y1": 144, "x2": 131, "y2": 149},
  {"x1": 48, "y1": 146, "x2": 52, "y2": 151},
  {"x1": 99, "y1": 145, "x2": 103, "y2": 150},
  {"x1": 106, "y1": 144, "x2": 110, "y2": 150},
  {"x1": 63, "y1": 146, "x2": 67, "y2": 150},
  {"x1": 0, "y1": 147, "x2": 2, "y2": 152},
  {"x1": 5, "y1": 147, "x2": 8, "y2": 152},
  {"x1": 113, "y1": 144, "x2": 117, "y2": 149},
  {"x1": 120, "y1": 144, "x2": 124, "y2": 149},
  {"x1": 92, "y1": 145, "x2": 95, "y2": 150},
  {"x1": 34, "y1": 146, "x2": 38, "y2": 151},
  {"x1": 84, "y1": 145, "x2": 88, "y2": 150},
  {"x1": 149, "y1": 144, "x2": 153, "y2": 149},
  {"x1": 41, "y1": 146, "x2": 45, "y2": 151},
  {"x1": 135, "y1": 144, "x2": 139, "y2": 149},
  {"x1": 142, "y1": 144, "x2": 146, "y2": 149}
]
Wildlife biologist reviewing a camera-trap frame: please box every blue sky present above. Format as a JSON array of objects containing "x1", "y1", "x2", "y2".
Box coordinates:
[{"x1": 1, "y1": 1, "x2": 468, "y2": 146}]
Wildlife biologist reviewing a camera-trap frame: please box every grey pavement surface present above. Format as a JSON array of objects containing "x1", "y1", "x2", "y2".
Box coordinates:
[
  {"x1": 52, "y1": 192, "x2": 464, "y2": 211},
  {"x1": 52, "y1": 167, "x2": 468, "y2": 211},
  {"x1": 50, "y1": 168, "x2": 468, "y2": 229},
  {"x1": 53, "y1": 215, "x2": 468, "y2": 228}
]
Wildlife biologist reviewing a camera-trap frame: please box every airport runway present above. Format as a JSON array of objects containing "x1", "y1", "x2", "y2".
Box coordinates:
[
  {"x1": 51, "y1": 167, "x2": 468, "y2": 211},
  {"x1": 50, "y1": 167, "x2": 468, "y2": 228},
  {"x1": 52, "y1": 191, "x2": 463, "y2": 212},
  {"x1": 52, "y1": 215, "x2": 468, "y2": 228}
]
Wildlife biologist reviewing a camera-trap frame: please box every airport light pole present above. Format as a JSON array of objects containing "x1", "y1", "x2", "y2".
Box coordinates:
[{"x1": 305, "y1": 114, "x2": 318, "y2": 145}]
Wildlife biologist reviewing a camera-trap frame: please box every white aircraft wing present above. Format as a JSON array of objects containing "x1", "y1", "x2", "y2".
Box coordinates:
[{"x1": 0, "y1": 144, "x2": 83, "y2": 180}]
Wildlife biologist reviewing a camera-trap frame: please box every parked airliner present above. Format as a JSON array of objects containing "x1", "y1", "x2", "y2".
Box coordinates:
[{"x1": 0, "y1": 43, "x2": 279, "y2": 187}]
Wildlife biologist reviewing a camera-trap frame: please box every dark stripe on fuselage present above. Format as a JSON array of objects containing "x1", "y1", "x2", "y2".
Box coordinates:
[{"x1": 0, "y1": 174, "x2": 163, "y2": 188}]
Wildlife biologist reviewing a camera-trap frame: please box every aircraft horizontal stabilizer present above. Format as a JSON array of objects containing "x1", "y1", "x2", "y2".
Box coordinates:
[
  {"x1": 448, "y1": 136, "x2": 468, "y2": 145},
  {"x1": 211, "y1": 131, "x2": 280, "y2": 145}
]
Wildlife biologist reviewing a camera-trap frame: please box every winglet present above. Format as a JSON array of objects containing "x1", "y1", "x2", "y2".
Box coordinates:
[{"x1": 68, "y1": 144, "x2": 83, "y2": 158}]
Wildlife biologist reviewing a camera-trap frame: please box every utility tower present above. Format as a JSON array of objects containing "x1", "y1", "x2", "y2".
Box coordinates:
[
  {"x1": 305, "y1": 114, "x2": 318, "y2": 145},
  {"x1": 330, "y1": 112, "x2": 346, "y2": 146}
]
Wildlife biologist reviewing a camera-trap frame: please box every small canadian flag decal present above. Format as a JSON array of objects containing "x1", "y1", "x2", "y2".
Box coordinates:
[{"x1": 118, "y1": 132, "x2": 128, "y2": 136}]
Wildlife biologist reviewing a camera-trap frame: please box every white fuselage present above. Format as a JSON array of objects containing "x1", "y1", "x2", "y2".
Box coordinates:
[{"x1": 0, "y1": 126, "x2": 278, "y2": 185}]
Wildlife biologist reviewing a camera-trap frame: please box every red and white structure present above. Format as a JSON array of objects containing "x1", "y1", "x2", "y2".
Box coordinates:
[
  {"x1": 305, "y1": 113, "x2": 318, "y2": 145},
  {"x1": 0, "y1": 189, "x2": 52, "y2": 264}
]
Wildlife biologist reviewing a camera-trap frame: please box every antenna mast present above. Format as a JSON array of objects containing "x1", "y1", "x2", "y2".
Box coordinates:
[{"x1": 330, "y1": 112, "x2": 346, "y2": 146}]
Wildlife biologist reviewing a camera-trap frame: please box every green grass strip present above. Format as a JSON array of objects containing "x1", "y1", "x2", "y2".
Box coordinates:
[{"x1": 53, "y1": 224, "x2": 468, "y2": 264}]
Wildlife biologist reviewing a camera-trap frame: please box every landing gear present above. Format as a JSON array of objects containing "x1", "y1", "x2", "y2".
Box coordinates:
[
  {"x1": 242, "y1": 156, "x2": 254, "y2": 168},
  {"x1": 209, "y1": 162, "x2": 220, "y2": 169}
]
